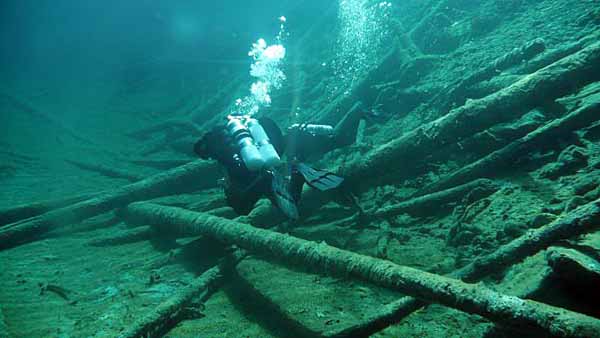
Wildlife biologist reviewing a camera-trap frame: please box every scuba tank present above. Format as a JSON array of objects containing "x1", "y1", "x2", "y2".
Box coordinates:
[
  {"x1": 226, "y1": 117, "x2": 264, "y2": 171},
  {"x1": 289, "y1": 123, "x2": 334, "y2": 136},
  {"x1": 247, "y1": 118, "x2": 281, "y2": 168}
]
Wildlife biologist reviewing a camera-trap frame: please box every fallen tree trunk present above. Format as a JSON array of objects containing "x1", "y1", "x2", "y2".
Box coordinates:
[
  {"x1": 520, "y1": 30, "x2": 600, "y2": 74},
  {"x1": 373, "y1": 178, "x2": 499, "y2": 218},
  {"x1": 344, "y1": 40, "x2": 600, "y2": 192},
  {"x1": 326, "y1": 200, "x2": 600, "y2": 338},
  {"x1": 66, "y1": 159, "x2": 144, "y2": 182},
  {"x1": 546, "y1": 246, "x2": 600, "y2": 288},
  {"x1": 130, "y1": 159, "x2": 191, "y2": 171},
  {"x1": 0, "y1": 160, "x2": 219, "y2": 251},
  {"x1": 121, "y1": 202, "x2": 600, "y2": 337},
  {"x1": 324, "y1": 296, "x2": 421, "y2": 338},
  {"x1": 0, "y1": 92, "x2": 94, "y2": 146},
  {"x1": 118, "y1": 250, "x2": 245, "y2": 338},
  {"x1": 0, "y1": 306, "x2": 10, "y2": 338},
  {"x1": 457, "y1": 197, "x2": 600, "y2": 281},
  {"x1": 334, "y1": 197, "x2": 600, "y2": 337},
  {"x1": 49, "y1": 212, "x2": 120, "y2": 238},
  {"x1": 422, "y1": 98, "x2": 600, "y2": 194},
  {"x1": 126, "y1": 119, "x2": 201, "y2": 141},
  {"x1": 0, "y1": 192, "x2": 95, "y2": 227},
  {"x1": 432, "y1": 38, "x2": 546, "y2": 111},
  {"x1": 88, "y1": 226, "x2": 155, "y2": 247}
]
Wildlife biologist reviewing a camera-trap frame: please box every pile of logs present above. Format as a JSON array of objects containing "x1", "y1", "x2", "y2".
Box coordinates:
[
  {"x1": 119, "y1": 202, "x2": 600, "y2": 337},
  {"x1": 1, "y1": 13, "x2": 600, "y2": 338}
]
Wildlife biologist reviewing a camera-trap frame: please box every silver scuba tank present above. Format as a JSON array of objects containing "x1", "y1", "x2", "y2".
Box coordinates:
[
  {"x1": 247, "y1": 118, "x2": 281, "y2": 168},
  {"x1": 289, "y1": 123, "x2": 334, "y2": 136},
  {"x1": 226, "y1": 117, "x2": 265, "y2": 171}
]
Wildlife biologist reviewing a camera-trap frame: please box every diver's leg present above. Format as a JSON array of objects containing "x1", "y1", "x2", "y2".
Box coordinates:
[
  {"x1": 224, "y1": 183, "x2": 261, "y2": 215},
  {"x1": 332, "y1": 101, "x2": 364, "y2": 148}
]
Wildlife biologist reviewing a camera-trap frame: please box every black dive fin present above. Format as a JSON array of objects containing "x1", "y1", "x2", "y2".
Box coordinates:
[
  {"x1": 271, "y1": 171, "x2": 299, "y2": 220},
  {"x1": 296, "y1": 163, "x2": 344, "y2": 191}
]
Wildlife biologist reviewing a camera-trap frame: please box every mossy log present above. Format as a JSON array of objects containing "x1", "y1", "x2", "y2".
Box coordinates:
[
  {"x1": 433, "y1": 38, "x2": 546, "y2": 110},
  {"x1": 121, "y1": 202, "x2": 600, "y2": 337},
  {"x1": 422, "y1": 98, "x2": 600, "y2": 194},
  {"x1": 118, "y1": 251, "x2": 245, "y2": 338},
  {"x1": 324, "y1": 296, "x2": 421, "y2": 338},
  {"x1": 0, "y1": 160, "x2": 218, "y2": 251},
  {"x1": 456, "y1": 197, "x2": 600, "y2": 281},
  {"x1": 49, "y1": 212, "x2": 120, "y2": 237},
  {"x1": 130, "y1": 159, "x2": 191, "y2": 170},
  {"x1": 0, "y1": 92, "x2": 94, "y2": 146},
  {"x1": 373, "y1": 179, "x2": 499, "y2": 218},
  {"x1": 0, "y1": 306, "x2": 10, "y2": 338},
  {"x1": 520, "y1": 31, "x2": 600, "y2": 74},
  {"x1": 88, "y1": 226, "x2": 155, "y2": 247},
  {"x1": 0, "y1": 192, "x2": 95, "y2": 227},
  {"x1": 322, "y1": 197, "x2": 600, "y2": 337},
  {"x1": 344, "y1": 41, "x2": 600, "y2": 192},
  {"x1": 66, "y1": 159, "x2": 144, "y2": 182},
  {"x1": 126, "y1": 119, "x2": 201, "y2": 141},
  {"x1": 546, "y1": 246, "x2": 600, "y2": 287}
]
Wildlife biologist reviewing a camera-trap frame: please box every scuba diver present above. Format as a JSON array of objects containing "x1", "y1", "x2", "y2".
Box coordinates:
[{"x1": 194, "y1": 102, "x2": 364, "y2": 220}]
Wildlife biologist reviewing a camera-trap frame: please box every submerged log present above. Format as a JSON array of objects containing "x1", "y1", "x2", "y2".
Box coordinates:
[
  {"x1": 373, "y1": 179, "x2": 499, "y2": 218},
  {"x1": 0, "y1": 160, "x2": 219, "y2": 251},
  {"x1": 130, "y1": 159, "x2": 191, "y2": 171},
  {"x1": 66, "y1": 159, "x2": 144, "y2": 182},
  {"x1": 546, "y1": 246, "x2": 600, "y2": 287},
  {"x1": 88, "y1": 226, "x2": 155, "y2": 247},
  {"x1": 121, "y1": 202, "x2": 600, "y2": 337},
  {"x1": 49, "y1": 212, "x2": 120, "y2": 237},
  {"x1": 0, "y1": 193, "x2": 95, "y2": 227},
  {"x1": 433, "y1": 38, "x2": 546, "y2": 110},
  {"x1": 520, "y1": 31, "x2": 600, "y2": 74},
  {"x1": 326, "y1": 197, "x2": 600, "y2": 337},
  {"x1": 324, "y1": 296, "x2": 420, "y2": 338},
  {"x1": 344, "y1": 41, "x2": 600, "y2": 192},
  {"x1": 126, "y1": 119, "x2": 201, "y2": 141},
  {"x1": 118, "y1": 251, "x2": 245, "y2": 338},
  {"x1": 0, "y1": 306, "x2": 10, "y2": 338},
  {"x1": 456, "y1": 197, "x2": 600, "y2": 281},
  {"x1": 0, "y1": 92, "x2": 94, "y2": 146},
  {"x1": 423, "y1": 98, "x2": 600, "y2": 194}
]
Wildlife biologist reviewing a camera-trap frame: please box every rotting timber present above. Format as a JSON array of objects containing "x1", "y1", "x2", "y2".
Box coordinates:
[
  {"x1": 344, "y1": 40, "x2": 600, "y2": 192},
  {"x1": 0, "y1": 160, "x2": 219, "y2": 250},
  {"x1": 120, "y1": 202, "x2": 600, "y2": 338}
]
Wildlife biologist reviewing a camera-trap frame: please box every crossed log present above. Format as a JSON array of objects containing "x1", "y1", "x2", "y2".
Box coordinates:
[
  {"x1": 422, "y1": 97, "x2": 600, "y2": 194},
  {"x1": 2, "y1": 39, "x2": 597, "y2": 252},
  {"x1": 0, "y1": 160, "x2": 218, "y2": 250},
  {"x1": 121, "y1": 202, "x2": 600, "y2": 337},
  {"x1": 0, "y1": 306, "x2": 10, "y2": 338},
  {"x1": 118, "y1": 251, "x2": 245, "y2": 338},
  {"x1": 0, "y1": 192, "x2": 94, "y2": 228},
  {"x1": 344, "y1": 40, "x2": 600, "y2": 191},
  {"x1": 327, "y1": 197, "x2": 600, "y2": 337}
]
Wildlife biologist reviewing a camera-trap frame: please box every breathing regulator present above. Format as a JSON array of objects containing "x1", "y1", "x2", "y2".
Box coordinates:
[{"x1": 226, "y1": 115, "x2": 281, "y2": 171}]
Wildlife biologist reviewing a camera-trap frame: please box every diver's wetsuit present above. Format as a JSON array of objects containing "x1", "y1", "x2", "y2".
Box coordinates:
[{"x1": 194, "y1": 103, "x2": 364, "y2": 218}]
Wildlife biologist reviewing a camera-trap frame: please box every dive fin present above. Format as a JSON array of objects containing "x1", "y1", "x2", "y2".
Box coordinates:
[
  {"x1": 296, "y1": 163, "x2": 344, "y2": 191},
  {"x1": 271, "y1": 171, "x2": 299, "y2": 220}
]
